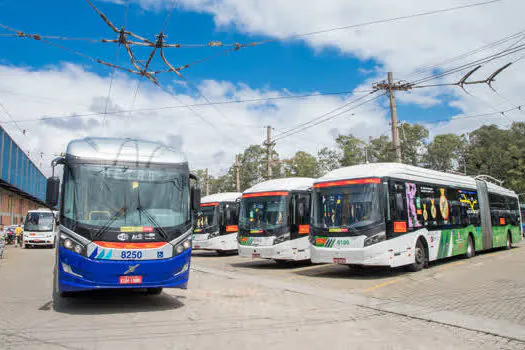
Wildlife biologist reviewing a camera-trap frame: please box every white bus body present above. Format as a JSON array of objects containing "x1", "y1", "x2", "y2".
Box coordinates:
[
  {"x1": 310, "y1": 163, "x2": 522, "y2": 270},
  {"x1": 238, "y1": 178, "x2": 313, "y2": 262},
  {"x1": 23, "y1": 208, "x2": 58, "y2": 248},
  {"x1": 192, "y1": 192, "x2": 241, "y2": 253}
]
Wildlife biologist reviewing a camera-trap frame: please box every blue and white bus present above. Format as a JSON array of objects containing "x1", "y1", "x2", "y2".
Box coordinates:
[{"x1": 46, "y1": 138, "x2": 200, "y2": 297}]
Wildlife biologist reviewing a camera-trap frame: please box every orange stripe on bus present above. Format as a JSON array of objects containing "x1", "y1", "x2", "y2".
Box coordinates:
[
  {"x1": 314, "y1": 178, "x2": 381, "y2": 188},
  {"x1": 242, "y1": 191, "x2": 289, "y2": 198},
  {"x1": 201, "y1": 202, "x2": 219, "y2": 207}
]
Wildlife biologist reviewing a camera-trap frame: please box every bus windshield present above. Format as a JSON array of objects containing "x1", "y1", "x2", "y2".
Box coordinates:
[
  {"x1": 312, "y1": 183, "x2": 383, "y2": 230},
  {"x1": 196, "y1": 205, "x2": 218, "y2": 229},
  {"x1": 24, "y1": 212, "x2": 54, "y2": 232},
  {"x1": 62, "y1": 164, "x2": 190, "y2": 230},
  {"x1": 239, "y1": 195, "x2": 288, "y2": 230}
]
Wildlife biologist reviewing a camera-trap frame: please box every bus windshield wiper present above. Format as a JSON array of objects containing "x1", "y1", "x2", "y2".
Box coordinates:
[
  {"x1": 137, "y1": 207, "x2": 169, "y2": 241},
  {"x1": 92, "y1": 208, "x2": 126, "y2": 240}
]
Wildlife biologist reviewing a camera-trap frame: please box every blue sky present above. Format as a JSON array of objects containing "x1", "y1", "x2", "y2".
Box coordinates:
[
  {"x1": 0, "y1": 0, "x2": 461, "y2": 123},
  {"x1": 0, "y1": 0, "x2": 522, "y2": 174}
]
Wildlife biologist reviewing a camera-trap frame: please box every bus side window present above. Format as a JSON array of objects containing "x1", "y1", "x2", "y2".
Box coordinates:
[
  {"x1": 391, "y1": 182, "x2": 407, "y2": 224},
  {"x1": 293, "y1": 193, "x2": 310, "y2": 225}
]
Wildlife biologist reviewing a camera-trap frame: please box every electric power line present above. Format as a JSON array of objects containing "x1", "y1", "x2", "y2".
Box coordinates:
[{"x1": 273, "y1": 92, "x2": 385, "y2": 143}]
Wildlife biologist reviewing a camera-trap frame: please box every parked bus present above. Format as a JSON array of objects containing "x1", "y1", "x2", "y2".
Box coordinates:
[
  {"x1": 238, "y1": 178, "x2": 313, "y2": 263},
  {"x1": 192, "y1": 192, "x2": 241, "y2": 254},
  {"x1": 23, "y1": 208, "x2": 59, "y2": 248},
  {"x1": 310, "y1": 163, "x2": 522, "y2": 271},
  {"x1": 46, "y1": 138, "x2": 200, "y2": 298}
]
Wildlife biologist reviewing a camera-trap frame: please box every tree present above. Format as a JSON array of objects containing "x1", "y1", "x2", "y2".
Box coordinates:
[
  {"x1": 425, "y1": 134, "x2": 467, "y2": 172},
  {"x1": 284, "y1": 151, "x2": 320, "y2": 178},
  {"x1": 317, "y1": 147, "x2": 340, "y2": 176},
  {"x1": 368, "y1": 135, "x2": 395, "y2": 163},
  {"x1": 399, "y1": 123, "x2": 429, "y2": 166},
  {"x1": 335, "y1": 134, "x2": 365, "y2": 166}
]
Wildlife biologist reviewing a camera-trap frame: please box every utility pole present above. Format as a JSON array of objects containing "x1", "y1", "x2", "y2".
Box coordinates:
[
  {"x1": 264, "y1": 126, "x2": 274, "y2": 179},
  {"x1": 373, "y1": 73, "x2": 411, "y2": 163},
  {"x1": 235, "y1": 154, "x2": 241, "y2": 193},
  {"x1": 205, "y1": 168, "x2": 209, "y2": 196},
  {"x1": 387, "y1": 72, "x2": 402, "y2": 163}
]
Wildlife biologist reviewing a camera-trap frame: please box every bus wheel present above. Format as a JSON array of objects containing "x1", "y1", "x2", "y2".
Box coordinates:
[
  {"x1": 506, "y1": 232, "x2": 512, "y2": 250},
  {"x1": 407, "y1": 239, "x2": 427, "y2": 272},
  {"x1": 146, "y1": 288, "x2": 163, "y2": 295},
  {"x1": 464, "y1": 235, "x2": 475, "y2": 259}
]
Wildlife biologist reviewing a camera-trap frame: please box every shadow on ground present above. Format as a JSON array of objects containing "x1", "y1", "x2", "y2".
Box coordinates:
[{"x1": 50, "y1": 289, "x2": 184, "y2": 315}]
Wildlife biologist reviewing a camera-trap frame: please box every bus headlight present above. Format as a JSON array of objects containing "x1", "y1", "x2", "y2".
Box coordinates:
[
  {"x1": 59, "y1": 232, "x2": 86, "y2": 256},
  {"x1": 173, "y1": 238, "x2": 192, "y2": 256},
  {"x1": 364, "y1": 232, "x2": 386, "y2": 247}
]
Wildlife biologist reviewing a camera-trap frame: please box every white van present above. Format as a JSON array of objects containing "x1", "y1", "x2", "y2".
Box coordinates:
[{"x1": 23, "y1": 208, "x2": 58, "y2": 248}]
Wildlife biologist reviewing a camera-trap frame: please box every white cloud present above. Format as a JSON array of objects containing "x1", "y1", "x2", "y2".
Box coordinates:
[
  {"x1": 0, "y1": 64, "x2": 389, "y2": 176},
  {"x1": 101, "y1": 0, "x2": 525, "y2": 138}
]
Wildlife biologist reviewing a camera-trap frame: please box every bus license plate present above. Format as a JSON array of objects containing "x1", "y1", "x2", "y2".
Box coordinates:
[
  {"x1": 252, "y1": 253, "x2": 261, "y2": 258},
  {"x1": 333, "y1": 258, "x2": 346, "y2": 264},
  {"x1": 119, "y1": 276, "x2": 143, "y2": 284},
  {"x1": 194, "y1": 245, "x2": 201, "y2": 249}
]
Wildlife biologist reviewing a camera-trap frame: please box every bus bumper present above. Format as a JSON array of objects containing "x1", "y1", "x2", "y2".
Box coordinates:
[
  {"x1": 310, "y1": 244, "x2": 392, "y2": 266},
  {"x1": 192, "y1": 232, "x2": 238, "y2": 251},
  {"x1": 57, "y1": 246, "x2": 191, "y2": 292},
  {"x1": 238, "y1": 236, "x2": 310, "y2": 261}
]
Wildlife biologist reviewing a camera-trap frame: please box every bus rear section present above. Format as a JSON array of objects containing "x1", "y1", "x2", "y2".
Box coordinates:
[
  {"x1": 310, "y1": 163, "x2": 522, "y2": 271},
  {"x1": 23, "y1": 209, "x2": 58, "y2": 248},
  {"x1": 237, "y1": 178, "x2": 313, "y2": 263},
  {"x1": 48, "y1": 137, "x2": 200, "y2": 296},
  {"x1": 192, "y1": 192, "x2": 241, "y2": 253}
]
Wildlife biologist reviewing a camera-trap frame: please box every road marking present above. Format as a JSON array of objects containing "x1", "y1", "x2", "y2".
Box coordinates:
[
  {"x1": 363, "y1": 278, "x2": 402, "y2": 293},
  {"x1": 438, "y1": 261, "x2": 465, "y2": 270}
]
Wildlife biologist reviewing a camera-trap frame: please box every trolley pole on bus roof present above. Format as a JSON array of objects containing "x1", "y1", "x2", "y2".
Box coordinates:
[{"x1": 235, "y1": 154, "x2": 241, "y2": 193}]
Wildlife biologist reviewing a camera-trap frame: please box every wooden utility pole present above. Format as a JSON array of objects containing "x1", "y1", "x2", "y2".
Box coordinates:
[
  {"x1": 264, "y1": 126, "x2": 274, "y2": 179},
  {"x1": 235, "y1": 154, "x2": 241, "y2": 192},
  {"x1": 205, "y1": 168, "x2": 209, "y2": 196},
  {"x1": 373, "y1": 73, "x2": 411, "y2": 163},
  {"x1": 387, "y1": 72, "x2": 402, "y2": 163}
]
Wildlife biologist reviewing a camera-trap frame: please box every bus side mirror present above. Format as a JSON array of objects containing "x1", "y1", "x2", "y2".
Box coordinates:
[
  {"x1": 191, "y1": 188, "x2": 201, "y2": 211},
  {"x1": 46, "y1": 177, "x2": 60, "y2": 208}
]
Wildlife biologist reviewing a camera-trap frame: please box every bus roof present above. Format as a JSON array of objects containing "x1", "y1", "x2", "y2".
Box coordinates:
[
  {"x1": 317, "y1": 163, "x2": 517, "y2": 198},
  {"x1": 66, "y1": 137, "x2": 187, "y2": 165},
  {"x1": 27, "y1": 208, "x2": 55, "y2": 213},
  {"x1": 201, "y1": 192, "x2": 242, "y2": 203},
  {"x1": 244, "y1": 177, "x2": 314, "y2": 194}
]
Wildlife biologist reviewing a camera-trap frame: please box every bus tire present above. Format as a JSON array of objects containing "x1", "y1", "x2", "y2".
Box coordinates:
[
  {"x1": 407, "y1": 238, "x2": 427, "y2": 272},
  {"x1": 464, "y1": 235, "x2": 475, "y2": 259},
  {"x1": 506, "y1": 232, "x2": 512, "y2": 250},
  {"x1": 146, "y1": 288, "x2": 163, "y2": 295}
]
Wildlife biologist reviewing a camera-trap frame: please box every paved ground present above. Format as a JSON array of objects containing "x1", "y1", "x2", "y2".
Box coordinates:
[{"x1": 0, "y1": 243, "x2": 525, "y2": 349}]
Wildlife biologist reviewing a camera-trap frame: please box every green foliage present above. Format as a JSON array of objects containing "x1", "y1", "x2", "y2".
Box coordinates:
[
  {"x1": 284, "y1": 151, "x2": 320, "y2": 178},
  {"x1": 425, "y1": 134, "x2": 467, "y2": 172},
  {"x1": 335, "y1": 134, "x2": 365, "y2": 166},
  {"x1": 399, "y1": 123, "x2": 429, "y2": 166},
  {"x1": 198, "y1": 122, "x2": 525, "y2": 197},
  {"x1": 317, "y1": 147, "x2": 340, "y2": 176}
]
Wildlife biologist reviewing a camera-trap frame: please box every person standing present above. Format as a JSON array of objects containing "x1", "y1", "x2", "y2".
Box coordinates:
[{"x1": 15, "y1": 224, "x2": 23, "y2": 248}]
